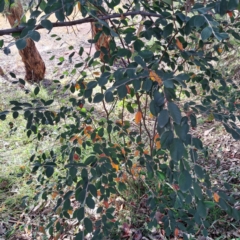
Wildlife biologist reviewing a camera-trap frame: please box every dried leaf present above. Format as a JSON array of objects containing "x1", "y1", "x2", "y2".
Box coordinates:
[
  {"x1": 75, "y1": 83, "x2": 80, "y2": 90},
  {"x1": 149, "y1": 70, "x2": 163, "y2": 86},
  {"x1": 227, "y1": 10, "x2": 233, "y2": 17},
  {"x1": 51, "y1": 192, "x2": 58, "y2": 199},
  {"x1": 79, "y1": 103, "x2": 84, "y2": 108},
  {"x1": 78, "y1": 2, "x2": 81, "y2": 11},
  {"x1": 176, "y1": 37, "x2": 184, "y2": 51},
  {"x1": 103, "y1": 200, "x2": 109, "y2": 208},
  {"x1": 217, "y1": 48, "x2": 223, "y2": 54},
  {"x1": 111, "y1": 162, "x2": 119, "y2": 171},
  {"x1": 134, "y1": 150, "x2": 139, "y2": 156},
  {"x1": 77, "y1": 137, "x2": 83, "y2": 145},
  {"x1": 67, "y1": 209, "x2": 73, "y2": 215},
  {"x1": 73, "y1": 154, "x2": 80, "y2": 161},
  {"x1": 135, "y1": 111, "x2": 142, "y2": 124},
  {"x1": 126, "y1": 85, "x2": 131, "y2": 94},
  {"x1": 93, "y1": 71, "x2": 100, "y2": 75},
  {"x1": 213, "y1": 192, "x2": 220, "y2": 202},
  {"x1": 143, "y1": 149, "x2": 149, "y2": 154},
  {"x1": 122, "y1": 223, "x2": 131, "y2": 236},
  {"x1": 156, "y1": 141, "x2": 161, "y2": 150},
  {"x1": 174, "y1": 228, "x2": 179, "y2": 237},
  {"x1": 116, "y1": 120, "x2": 123, "y2": 126},
  {"x1": 39, "y1": 226, "x2": 45, "y2": 234},
  {"x1": 154, "y1": 134, "x2": 161, "y2": 150},
  {"x1": 149, "y1": 113, "x2": 154, "y2": 118}
]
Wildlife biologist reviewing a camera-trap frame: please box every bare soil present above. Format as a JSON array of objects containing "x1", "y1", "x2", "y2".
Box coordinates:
[{"x1": 0, "y1": 10, "x2": 93, "y2": 83}]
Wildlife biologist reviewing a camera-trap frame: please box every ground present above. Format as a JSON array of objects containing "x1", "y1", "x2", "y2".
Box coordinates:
[{"x1": 0, "y1": 10, "x2": 93, "y2": 83}]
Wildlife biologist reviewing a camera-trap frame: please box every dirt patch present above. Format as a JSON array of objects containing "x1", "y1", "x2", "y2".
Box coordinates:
[{"x1": 0, "y1": 10, "x2": 94, "y2": 83}]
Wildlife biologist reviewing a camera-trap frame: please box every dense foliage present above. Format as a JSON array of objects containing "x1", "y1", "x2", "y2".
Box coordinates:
[{"x1": 1, "y1": 0, "x2": 240, "y2": 239}]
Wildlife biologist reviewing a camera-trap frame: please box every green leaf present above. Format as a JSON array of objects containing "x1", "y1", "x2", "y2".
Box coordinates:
[
  {"x1": 160, "y1": 130, "x2": 174, "y2": 149},
  {"x1": 192, "y1": 138, "x2": 203, "y2": 149},
  {"x1": 117, "y1": 48, "x2": 132, "y2": 58},
  {"x1": 45, "y1": 99, "x2": 54, "y2": 106},
  {"x1": 28, "y1": 30, "x2": 40, "y2": 42},
  {"x1": 77, "y1": 207, "x2": 85, "y2": 222},
  {"x1": 197, "y1": 201, "x2": 207, "y2": 218},
  {"x1": 87, "y1": 81, "x2": 97, "y2": 89},
  {"x1": 201, "y1": 27, "x2": 212, "y2": 41},
  {"x1": 163, "y1": 23, "x2": 173, "y2": 38},
  {"x1": 179, "y1": 170, "x2": 192, "y2": 192},
  {"x1": 84, "y1": 217, "x2": 93, "y2": 233},
  {"x1": 158, "y1": 109, "x2": 169, "y2": 128},
  {"x1": 204, "y1": 201, "x2": 215, "y2": 208},
  {"x1": 139, "y1": 50, "x2": 153, "y2": 59},
  {"x1": 9, "y1": 72, "x2": 16, "y2": 78},
  {"x1": 63, "y1": 199, "x2": 71, "y2": 210},
  {"x1": 77, "y1": 189, "x2": 86, "y2": 203},
  {"x1": 170, "y1": 138, "x2": 184, "y2": 161},
  {"x1": 30, "y1": 10, "x2": 41, "y2": 18},
  {"x1": 0, "y1": 0, "x2": 5, "y2": 12},
  {"x1": 117, "y1": 85, "x2": 127, "y2": 99},
  {"x1": 193, "y1": 182, "x2": 203, "y2": 200},
  {"x1": 0, "y1": 39, "x2": 3, "y2": 48},
  {"x1": 81, "y1": 168, "x2": 88, "y2": 180},
  {"x1": 162, "y1": 0, "x2": 172, "y2": 5},
  {"x1": 105, "y1": 91, "x2": 114, "y2": 103},
  {"x1": 39, "y1": 0, "x2": 47, "y2": 11},
  {"x1": 134, "y1": 55, "x2": 146, "y2": 67},
  {"x1": 228, "y1": 0, "x2": 239, "y2": 10},
  {"x1": 118, "y1": 182, "x2": 127, "y2": 192},
  {"x1": 194, "y1": 15, "x2": 205, "y2": 28},
  {"x1": 133, "y1": 39, "x2": 144, "y2": 52},
  {"x1": 19, "y1": 78, "x2": 25, "y2": 85},
  {"x1": 13, "y1": 111, "x2": 19, "y2": 119},
  {"x1": 41, "y1": 19, "x2": 53, "y2": 31},
  {"x1": 34, "y1": 86, "x2": 40, "y2": 95},
  {"x1": 55, "y1": 9, "x2": 65, "y2": 22},
  {"x1": 93, "y1": 93, "x2": 104, "y2": 103},
  {"x1": 168, "y1": 102, "x2": 181, "y2": 125},
  {"x1": 16, "y1": 39, "x2": 27, "y2": 50},
  {"x1": 142, "y1": 78, "x2": 152, "y2": 91},
  {"x1": 70, "y1": 167, "x2": 77, "y2": 178},
  {"x1": 46, "y1": 166, "x2": 54, "y2": 178},
  {"x1": 194, "y1": 164, "x2": 204, "y2": 179},
  {"x1": 88, "y1": 184, "x2": 97, "y2": 198},
  {"x1": 86, "y1": 196, "x2": 95, "y2": 209},
  {"x1": 75, "y1": 231, "x2": 84, "y2": 240},
  {"x1": 220, "y1": 0, "x2": 228, "y2": 15}
]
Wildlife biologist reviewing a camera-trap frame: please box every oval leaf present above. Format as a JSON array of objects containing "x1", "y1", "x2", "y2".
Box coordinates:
[{"x1": 168, "y1": 102, "x2": 181, "y2": 125}]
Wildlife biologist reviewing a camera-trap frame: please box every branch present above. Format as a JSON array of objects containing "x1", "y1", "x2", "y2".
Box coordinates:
[{"x1": 0, "y1": 11, "x2": 162, "y2": 36}]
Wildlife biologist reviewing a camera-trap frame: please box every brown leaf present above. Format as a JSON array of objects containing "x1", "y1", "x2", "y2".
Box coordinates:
[
  {"x1": 126, "y1": 85, "x2": 131, "y2": 94},
  {"x1": 213, "y1": 192, "x2": 220, "y2": 202},
  {"x1": 174, "y1": 228, "x2": 179, "y2": 237},
  {"x1": 149, "y1": 70, "x2": 163, "y2": 86},
  {"x1": 176, "y1": 38, "x2": 184, "y2": 51},
  {"x1": 227, "y1": 10, "x2": 233, "y2": 17},
  {"x1": 135, "y1": 111, "x2": 142, "y2": 124}
]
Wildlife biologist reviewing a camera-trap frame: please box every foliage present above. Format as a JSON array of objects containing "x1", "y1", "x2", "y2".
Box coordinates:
[{"x1": 1, "y1": 0, "x2": 240, "y2": 239}]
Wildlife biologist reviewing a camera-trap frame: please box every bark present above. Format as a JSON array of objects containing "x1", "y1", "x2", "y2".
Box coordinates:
[{"x1": 6, "y1": 0, "x2": 45, "y2": 83}]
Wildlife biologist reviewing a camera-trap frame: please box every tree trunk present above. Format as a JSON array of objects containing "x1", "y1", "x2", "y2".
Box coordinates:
[{"x1": 6, "y1": 0, "x2": 45, "y2": 83}]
